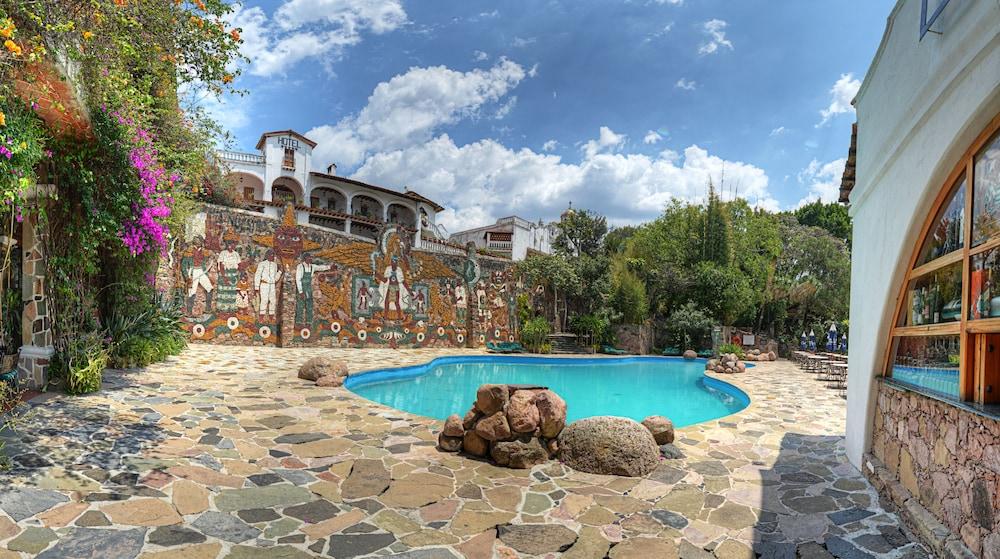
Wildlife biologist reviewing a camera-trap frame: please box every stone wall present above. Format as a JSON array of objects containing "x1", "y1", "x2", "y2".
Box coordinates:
[
  {"x1": 158, "y1": 204, "x2": 519, "y2": 348},
  {"x1": 615, "y1": 323, "x2": 651, "y2": 354},
  {"x1": 869, "y1": 381, "x2": 1000, "y2": 557},
  {"x1": 17, "y1": 210, "x2": 54, "y2": 389}
]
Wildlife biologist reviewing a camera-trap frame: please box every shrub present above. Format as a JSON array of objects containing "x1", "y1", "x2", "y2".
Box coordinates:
[
  {"x1": 106, "y1": 294, "x2": 187, "y2": 368},
  {"x1": 570, "y1": 314, "x2": 610, "y2": 346},
  {"x1": 51, "y1": 332, "x2": 109, "y2": 395},
  {"x1": 520, "y1": 317, "x2": 551, "y2": 352},
  {"x1": 539, "y1": 343, "x2": 553, "y2": 354},
  {"x1": 718, "y1": 342, "x2": 744, "y2": 359}
]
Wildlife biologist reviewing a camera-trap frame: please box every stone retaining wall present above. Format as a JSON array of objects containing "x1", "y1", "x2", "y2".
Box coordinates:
[{"x1": 868, "y1": 381, "x2": 1000, "y2": 557}]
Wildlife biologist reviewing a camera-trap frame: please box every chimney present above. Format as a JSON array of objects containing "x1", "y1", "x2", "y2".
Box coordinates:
[{"x1": 326, "y1": 163, "x2": 337, "y2": 175}]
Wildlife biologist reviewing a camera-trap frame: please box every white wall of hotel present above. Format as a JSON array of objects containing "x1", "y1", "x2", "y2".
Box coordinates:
[
  {"x1": 449, "y1": 216, "x2": 554, "y2": 261},
  {"x1": 845, "y1": 1, "x2": 1000, "y2": 468},
  {"x1": 219, "y1": 133, "x2": 442, "y2": 248}
]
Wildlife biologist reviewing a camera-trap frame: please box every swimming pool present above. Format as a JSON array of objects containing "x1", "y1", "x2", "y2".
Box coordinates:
[{"x1": 345, "y1": 356, "x2": 750, "y2": 427}]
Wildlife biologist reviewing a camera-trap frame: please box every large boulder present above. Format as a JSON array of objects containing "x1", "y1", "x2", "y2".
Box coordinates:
[
  {"x1": 558, "y1": 416, "x2": 660, "y2": 477},
  {"x1": 462, "y1": 407, "x2": 481, "y2": 430},
  {"x1": 298, "y1": 356, "x2": 348, "y2": 382},
  {"x1": 507, "y1": 390, "x2": 540, "y2": 433},
  {"x1": 641, "y1": 415, "x2": 675, "y2": 445},
  {"x1": 475, "y1": 412, "x2": 512, "y2": 442},
  {"x1": 491, "y1": 438, "x2": 548, "y2": 469},
  {"x1": 682, "y1": 350, "x2": 697, "y2": 360},
  {"x1": 476, "y1": 384, "x2": 509, "y2": 415},
  {"x1": 534, "y1": 390, "x2": 567, "y2": 438}
]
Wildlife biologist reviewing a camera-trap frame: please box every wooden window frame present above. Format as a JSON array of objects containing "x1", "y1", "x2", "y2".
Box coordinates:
[{"x1": 884, "y1": 112, "x2": 1000, "y2": 404}]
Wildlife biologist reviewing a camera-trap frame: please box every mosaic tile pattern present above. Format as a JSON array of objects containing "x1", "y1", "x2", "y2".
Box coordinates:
[{"x1": 0, "y1": 347, "x2": 929, "y2": 558}]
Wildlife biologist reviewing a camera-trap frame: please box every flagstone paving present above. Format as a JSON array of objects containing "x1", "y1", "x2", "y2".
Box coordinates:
[{"x1": 0, "y1": 346, "x2": 929, "y2": 558}]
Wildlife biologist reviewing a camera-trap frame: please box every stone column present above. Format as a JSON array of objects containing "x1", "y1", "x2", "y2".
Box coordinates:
[{"x1": 17, "y1": 209, "x2": 54, "y2": 389}]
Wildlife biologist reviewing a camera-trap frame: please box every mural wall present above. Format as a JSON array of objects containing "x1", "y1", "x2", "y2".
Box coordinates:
[{"x1": 159, "y1": 204, "x2": 519, "y2": 348}]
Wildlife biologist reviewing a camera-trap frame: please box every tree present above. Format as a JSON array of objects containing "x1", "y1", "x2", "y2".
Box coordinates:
[
  {"x1": 794, "y1": 200, "x2": 853, "y2": 246},
  {"x1": 516, "y1": 253, "x2": 581, "y2": 331},
  {"x1": 666, "y1": 302, "x2": 714, "y2": 349},
  {"x1": 554, "y1": 208, "x2": 608, "y2": 258},
  {"x1": 701, "y1": 182, "x2": 731, "y2": 266},
  {"x1": 609, "y1": 255, "x2": 649, "y2": 324}
]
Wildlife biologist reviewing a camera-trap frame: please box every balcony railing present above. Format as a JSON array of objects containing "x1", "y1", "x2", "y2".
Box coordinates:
[{"x1": 219, "y1": 150, "x2": 265, "y2": 165}]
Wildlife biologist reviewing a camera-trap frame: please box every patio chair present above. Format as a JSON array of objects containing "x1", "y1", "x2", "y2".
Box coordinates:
[
  {"x1": 486, "y1": 342, "x2": 503, "y2": 353},
  {"x1": 600, "y1": 344, "x2": 627, "y2": 355},
  {"x1": 696, "y1": 349, "x2": 714, "y2": 358},
  {"x1": 501, "y1": 342, "x2": 526, "y2": 353},
  {"x1": 661, "y1": 346, "x2": 681, "y2": 356}
]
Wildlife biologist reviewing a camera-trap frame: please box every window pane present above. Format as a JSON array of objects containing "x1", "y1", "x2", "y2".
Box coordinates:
[
  {"x1": 889, "y1": 335, "x2": 960, "y2": 400},
  {"x1": 970, "y1": 246, "x2": 1000, "y2": 319},
  {"x1": 972, "y1": 131, "x2": 1000, "y2": 245},
  {"x1": 898, "y1": 261, "x2": 962, "y2": 327},
  {"x1": 916, "y1": 178, "x2": 965, "y2": 266}
]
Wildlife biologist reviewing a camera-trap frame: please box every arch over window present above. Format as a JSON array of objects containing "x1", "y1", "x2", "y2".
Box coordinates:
[
  {"x1": 351, "y1": 195, "x2": 383, "y2": 221},
  {"x1": 310, "y1": 186, "x2": 347, "y2": 213},
  {"x1": 229, "y1": 172, "x2": 264, "y2": 202},
  {"x1": 387, "y1": 203, "x2": 416, "y2": 229},
  {"x1": 272, "y1": 177, "x2": 302, "y2": 205},
  {"x1": 885, "y1": 113, "x2": 1000, "y2": 405}
]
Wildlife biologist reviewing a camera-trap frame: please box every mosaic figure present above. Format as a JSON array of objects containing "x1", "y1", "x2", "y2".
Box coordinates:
[
  {"x1": 454, "y1": 282, "x2": 467, "y2": 322},
  {"x1": 236, "y1": 270, "x2": 252, "y2": 311},
  {"x1": 295, "y1": 253, "x2": 331, "y2": 326},
  {"x1": 357, "y1": 279, "x2": 372, "y2": 312},
  {"x1": 216, "y1": 232, "x2": 242, "y2": 312},
  {"x1": 255, "y1": 250, "x2": 282, "y2": 317},
  {"x1": 182, "y1": 235, "x2": 214, "y2": 313},
  {"x1": 379, "y1": 256, "x2": 411, "y2": 320}
]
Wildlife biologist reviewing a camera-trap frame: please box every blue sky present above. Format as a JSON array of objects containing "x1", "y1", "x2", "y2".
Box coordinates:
[{"x1": 208, "y1": 0, "x2": 895, "y2": 232}]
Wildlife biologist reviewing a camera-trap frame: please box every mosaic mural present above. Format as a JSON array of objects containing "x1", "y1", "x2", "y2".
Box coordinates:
[{"x1": 163, "y1": 204, "x2": 518, "y2": 348}]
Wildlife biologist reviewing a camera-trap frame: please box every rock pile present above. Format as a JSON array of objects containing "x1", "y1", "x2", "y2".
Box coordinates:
[
  {"x1": 438, "y1": 384, "x2": 567, "y2": 469},
  {"x1": 744, "y1": 348, "x2": 777, "y2": 362},
  {"x1": 297, "y1": 356, "x2": 349, "y2": 387},
  {"x1": 705, "y1": 353, "x2": 747, "y2": 374}
]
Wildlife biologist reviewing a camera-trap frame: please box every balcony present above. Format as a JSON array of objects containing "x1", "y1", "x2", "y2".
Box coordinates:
[
  {"x1": 487, "y1": 241, "x2": 513, "y2": 252},
  {"x1": 219, "y1": 150, "x2": 265, "y2": 165}
]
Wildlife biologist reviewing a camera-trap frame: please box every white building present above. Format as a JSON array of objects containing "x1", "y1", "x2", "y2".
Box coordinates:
[
  {"x1": 219, "y1": 130, "x2": 447, "y2": 247},
  {"x1": 449, "y1": 216, "x2": 555, "y2": 260},
  {"x1": 846, "y1": 1, "x2": 999, "y2": 555}
]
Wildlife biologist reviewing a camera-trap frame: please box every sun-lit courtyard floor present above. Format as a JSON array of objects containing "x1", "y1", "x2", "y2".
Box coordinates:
[{"x1": 0, "y1": 346, "x2": 929, "y2": 559}]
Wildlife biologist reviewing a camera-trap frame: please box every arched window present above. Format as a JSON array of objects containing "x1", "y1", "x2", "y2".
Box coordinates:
[{"x1": 886, "y1": 113, "x2": 1000, "y2": 405}]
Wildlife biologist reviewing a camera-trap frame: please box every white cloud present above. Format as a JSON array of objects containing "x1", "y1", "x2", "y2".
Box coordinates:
[
  {"x1": 473, "y1": 50, "x2": 489, "y2": 61},
  {"x1": 228, "y1": 0, "x2": 407, "y2": 77},
  {"x1": 817, "y1": 73, "x2": 861, "y2": 126},
  {"x1": 306, "y1": 59, "x2": 528, "y2": 168},
  {"x1": 675, "y1": 78, "x2": 697, "y2": 90},
  {"x1": 795, "y1": 157, "x2": 847, "y2": 206},
  {"x1": 654, "y1": 0, "x2": 684, "y2": 4},
  {"x1": 494, "y1": 96, "x2": 517, "y2": 119},
  {"x1": 542, "y1": 140, "x2": 559, "y2": 152},
  {"x1": 351, "y1": 129, "x2": 779, "y2": 231},
  {"x1": 643, "y1": 130, "x2": 663, "y2": 144},
  {"x1": 512, "y1": 36, "x2": 536, "y2": 48},
  {"x1": 769, "y1": 126, "x2": 787, "y2": 137},
  {"x1": 582, "y1": 126, "x2": 627, "y2": 159},
  {"x1": 698, "y1": 19, "x2": 733, "y2": 55}
]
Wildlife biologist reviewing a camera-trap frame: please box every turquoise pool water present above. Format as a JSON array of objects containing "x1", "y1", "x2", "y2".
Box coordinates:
[{"x1": 345, "y1": 356, "x2": 750, "y2": 427}]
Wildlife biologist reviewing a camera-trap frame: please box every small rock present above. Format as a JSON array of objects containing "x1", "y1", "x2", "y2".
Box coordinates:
[
  {"x1": 462, "y1": 407, "x2": 481, "y2": 430},
  {"x1": 443, "y1": 414, "x2": 465, "y2": 437},
  {"x1": 475, "y1": 412, "x2": 512, "y2": 442},
  {"x1": 476, "y1": 384, "x2": 509, "y2": 415},
  {"x1": 641, "y1": 415, "x2": 675, "y2": 445},
  {"x1": 491, "y1": 438, "x2": 548, "y2": 469},
  {"x1": 534, "y1": 390, "x2": 567, "y2": 438},
  {"x1": 298, "y1": 356, "x2": 348, "y2": 381},
  {"x1": 506, "y1": 390, "x2": 540, "y2": 433},
  {"x1": 438, "y1": 433, "x2": 462, "y2": 452},
  {"x1": 768, "y1": 351, "x2": 777, "y2": 361},
  {"x1": 462, "y1": 430, "x2": 489, "y2": 457}
]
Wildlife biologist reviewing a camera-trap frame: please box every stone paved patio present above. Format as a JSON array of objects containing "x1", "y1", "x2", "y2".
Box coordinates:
[{"x1": 0, "y1": 346, "x2": 929, "y2": 558}]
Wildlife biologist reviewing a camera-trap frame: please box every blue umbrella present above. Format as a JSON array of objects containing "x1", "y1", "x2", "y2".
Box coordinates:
[
  {"x1": 799, "y1": 331, "x2": 807, "y2": 350},
  {"x1": 808, "y1": 330, "x2": 817, "y2": 352},
  {"x1": 826, "y1": 323, "x2": 838, "y2": 352},
  {"x1": 840, "y1": 333, "x2": 848, "y2": 354}
]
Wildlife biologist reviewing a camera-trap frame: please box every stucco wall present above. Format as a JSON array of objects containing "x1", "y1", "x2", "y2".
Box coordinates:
[
  {"x1": 158, "y1": 204, "x2": 518, "y2": 348},
  {"x1": 846, "y1": 0, "x2": 1000, "y2": 468}
]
